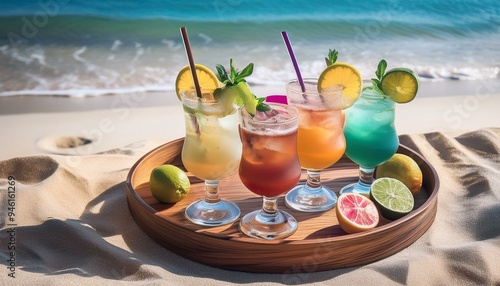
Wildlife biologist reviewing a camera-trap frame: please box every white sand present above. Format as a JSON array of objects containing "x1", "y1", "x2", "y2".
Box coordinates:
[{"x1": 0, "y1": 82, "x2": 499, "y2": 285}]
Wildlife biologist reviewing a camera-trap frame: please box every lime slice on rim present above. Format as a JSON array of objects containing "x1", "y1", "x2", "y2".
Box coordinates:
[
  {"x1": 175, "y1": 64, "x2": 220, "y2": 101},
  {"x1": 370, "y1": 177, "x2": 415, "y2": 220},
  {"x1": 336, "y1": 193, "x2": 379, "y2": 234},
  {"x1": 380, "y1": 68, "x2": 419, "y2": 103},
  {"x1": 317, "y1": 62, "x2": 363, "y2": 109}
]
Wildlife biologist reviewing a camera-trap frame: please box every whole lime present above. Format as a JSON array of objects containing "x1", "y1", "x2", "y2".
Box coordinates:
[
  {"x1": 375, "y1": 153, "x2": 423, "y2": 195},
  {"x1": 150, "y1": 164, "x2": 190, "y2": 203}
]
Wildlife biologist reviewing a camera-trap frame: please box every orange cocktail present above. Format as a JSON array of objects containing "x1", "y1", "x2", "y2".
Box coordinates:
[
  {"x1": 285, "y1": 78, "x2": 345, "y2": 212},
  {"x1": 296, "y1": 107, "x2": 345, "y2": 170}
]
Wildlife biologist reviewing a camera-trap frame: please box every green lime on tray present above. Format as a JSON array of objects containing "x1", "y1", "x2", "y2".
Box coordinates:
[
  {"x1": 150, "y1": 164, "x2": 190, "y2": 203},
  {"x1": 370, "y1": 177, "x2": 415, "y2": 220}
]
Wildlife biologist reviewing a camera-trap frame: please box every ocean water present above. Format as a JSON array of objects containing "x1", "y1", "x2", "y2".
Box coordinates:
[{"x1": 0, "y1": 0, "x2": 499, "y2": 97}]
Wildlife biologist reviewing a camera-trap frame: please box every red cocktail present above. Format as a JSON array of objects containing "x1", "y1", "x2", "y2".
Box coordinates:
[{"x1": 238, "y1": 102, "x2": 301, "y2": 240}]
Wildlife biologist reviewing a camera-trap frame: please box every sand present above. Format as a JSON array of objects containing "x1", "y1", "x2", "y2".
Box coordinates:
[
  {"x1": 0, "y1": 81, "x2": 499, "y2": 285},
  {"x1": 1, "y1": 81, "x2": 500, "y2": 161}
]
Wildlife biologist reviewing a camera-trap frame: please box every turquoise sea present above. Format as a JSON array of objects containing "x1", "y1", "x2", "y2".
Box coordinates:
[{"x1": 0, "y1": 0, "x2": 499, "y2": 97}]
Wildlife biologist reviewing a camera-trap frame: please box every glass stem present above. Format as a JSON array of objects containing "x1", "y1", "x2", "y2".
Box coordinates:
[
  {"x1": 359, "y1": 166, "x2": 375, "y2": 185},
  {"x1": 204, "y1": 180, "x2": 221, "y2": 204},
  {"x1": 306, "y1": 170, "x2": 321, "y2": 190},
  {"x1": 261, "y1": 196, "x2": 278, "y2": 216}
]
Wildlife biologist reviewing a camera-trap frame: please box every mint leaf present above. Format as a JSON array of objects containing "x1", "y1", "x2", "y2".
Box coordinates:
[
  {"x1": 256, "y1": 97, "x2": 271, "y2": 112},
  {"x1": 215, "y1": 64, "x2": 229, "y2": 84},
  {"x1": 375, "y1": 59, "x2": 387, "y2": 80},
  {"x1": 325, "y1": 49, "x2": 339, "y2": 66},
  {"x1": 371, "y1": 78, "x2": 384, "y2": 94},
  {"x1": 229, "y1": 59, "x2": 237, "y2": 84},
  {"x1": 237, "y1": 63, "x2": 254, "y2": 81},
  {"x1": 215, "y1": 59, "x2": 254, "y2": 87}
]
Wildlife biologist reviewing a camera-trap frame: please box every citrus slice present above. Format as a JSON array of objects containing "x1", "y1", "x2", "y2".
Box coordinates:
[
  {"x1": 370, "y1": 177, "x2": 415, "y2": 220},
  {"x1": 175, "y1": 64, "x2": 220, "y2": 100},
  {"x1": 380, "y1": 68, "x2": 419, "y2": 103},
  {"x1": 336, "y1": 193, "x2": 379, "y2": 234},
  {"x1": 317, "y1": 63, "x2": 363, "y2": 109}
]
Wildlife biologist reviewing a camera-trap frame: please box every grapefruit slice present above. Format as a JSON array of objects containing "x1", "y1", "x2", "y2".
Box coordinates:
[{"x1": 336, "y1": 193, "x2": 379, "y2": 234}]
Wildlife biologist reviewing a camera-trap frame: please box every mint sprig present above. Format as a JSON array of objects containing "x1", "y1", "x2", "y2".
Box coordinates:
[
  {"x1": 214, "y1": 59, "x2": 270, "y2": 112},
  {"x1": 324, "y1": 49, "x2": 339, "y2": 66},
  {"x1": 215, "y1": 59, "x2": 253, "y2": 86},
  {"x1": 371, "y1": 59, "x2": 387, "y2": 94}
]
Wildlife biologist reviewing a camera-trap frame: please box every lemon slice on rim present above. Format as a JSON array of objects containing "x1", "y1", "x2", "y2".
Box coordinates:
[
  {"x1": 175, "y1": 64, "x2": 220, "y2": 100},
  {"x1": 317, "y1": 63, "x2": 363, "y2": 109},
  {"x1": 380, "y1": 68, "x2": 419, "y2": 103}
]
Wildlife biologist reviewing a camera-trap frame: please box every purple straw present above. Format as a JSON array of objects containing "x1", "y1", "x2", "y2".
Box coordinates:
[{"x1": 281, "y1": 31, "x2": 306, "y2": 92}]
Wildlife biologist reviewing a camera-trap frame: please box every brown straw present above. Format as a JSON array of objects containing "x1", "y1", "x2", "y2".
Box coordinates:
[{"x1": 180, "y1": 26, "x2": 202, "y2": 98}]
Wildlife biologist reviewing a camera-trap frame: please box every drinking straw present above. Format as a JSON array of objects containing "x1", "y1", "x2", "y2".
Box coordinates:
[
  {"x1": 265, "y1": 94, "x2": 288, "y2": 105},
  {"x1": 180, "y1": 26, "x2": 202, "y2": 98},
  {"x1": 281, "y1": 31, "x2": 306, "y2": 92}
]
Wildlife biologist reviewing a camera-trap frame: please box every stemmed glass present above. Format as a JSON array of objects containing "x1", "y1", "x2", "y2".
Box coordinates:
[
  {"x1": 238, "y1": 103, "x2": 301, "y2": 240},
  {"x1": 181, "y1": 88, "x2": 241, "y2": 226},
  {"x1": 340, "y1": 88, "x2": 399, "y2": 196},
  {"x1": 285, "y1": 78, "x2": 346, "y2": 212}
]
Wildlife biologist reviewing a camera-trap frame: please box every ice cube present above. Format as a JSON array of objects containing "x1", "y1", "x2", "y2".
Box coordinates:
[{"x1": 254, "y1": 109, "x2": 280, "y2": 122}]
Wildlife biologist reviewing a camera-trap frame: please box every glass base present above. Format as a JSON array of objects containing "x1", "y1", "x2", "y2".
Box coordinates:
[
  {"x1": 185, "y1": 200, "x2": 240, "y2": 226},
  {"x1": 239, "y1": 209, "x2": 297, "y2": 240},
  {"x1": 339, "y1": 181, "x2": 371, "y2": 198},
  {"x1": 285, "y1": 184, "x2": 337, "y2": 212}
]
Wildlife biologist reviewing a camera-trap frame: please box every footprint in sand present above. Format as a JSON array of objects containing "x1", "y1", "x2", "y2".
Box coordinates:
[
  {"x1": 36, "y1": 136, "x2": 95, "y2": 156},
  {"x1": 0, "y1": 156, "x2": 59, "y2": 185}
]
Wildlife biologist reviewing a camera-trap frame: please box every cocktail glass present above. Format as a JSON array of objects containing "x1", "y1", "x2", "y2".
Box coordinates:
[
  {"x1": 238, "y1": 103, "x2": 301, "y2": 240},
  {"x1": 340, "y1": 88, "x2": 399, "y2": 196},
  {"x1": 285, "y1": 78, "x2": 345, "y2": 212},
  {"x1": 181, "y1": 89, "x2": 241, "y2": 226}
]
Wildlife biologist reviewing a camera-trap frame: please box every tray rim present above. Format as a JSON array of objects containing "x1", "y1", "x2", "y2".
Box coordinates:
[{"x1": 126, "y1": 137, "x2": 440, "y2": 271}]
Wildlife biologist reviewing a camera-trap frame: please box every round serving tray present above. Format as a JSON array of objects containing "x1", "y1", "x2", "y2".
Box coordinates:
[{"x1": 126, "y1": 138, "x2": 439, "y2": 273}]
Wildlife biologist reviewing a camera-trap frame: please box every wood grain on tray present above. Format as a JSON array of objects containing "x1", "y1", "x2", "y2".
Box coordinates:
[{"x1": 126, "y1": 138, "x2": 439, "y2": 273}]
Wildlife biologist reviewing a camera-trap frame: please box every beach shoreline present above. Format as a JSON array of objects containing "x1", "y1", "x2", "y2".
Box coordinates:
[
  {"x1": 1, "y1": 80, "x2": 499, "y2": 161},
  {"x1": 0, "y1": 79, "x2": 498, "y2": 114}
]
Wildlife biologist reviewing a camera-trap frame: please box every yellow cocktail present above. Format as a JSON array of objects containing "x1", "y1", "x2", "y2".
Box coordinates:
[
  {"x1": 181, "y1": 89, "x2": 241, "y2": 226},
  {"x1": 182, "y1": 112, "x2": 241, "y2": 181}
]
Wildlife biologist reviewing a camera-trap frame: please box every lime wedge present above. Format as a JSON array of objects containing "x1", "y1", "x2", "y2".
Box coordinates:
[
  {"x1": 215, "y1": 81, "x2": 257, "y2": 116},
  {"x1": 370, "y1": 177, "x2": 415, "y2": 220},
  {"x1": 380, "y1": 68, "x2": 419, "y2": 103},
  {"x1": 317, "y1": 62, "x2": 363, "y2": 109}
]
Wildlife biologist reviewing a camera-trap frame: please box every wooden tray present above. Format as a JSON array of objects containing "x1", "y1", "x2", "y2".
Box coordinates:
[{"x1": 126, "y1": 138, "x2": 439, "y2": 273}]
